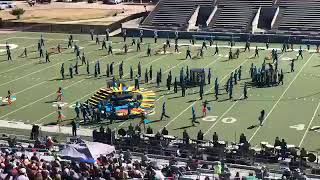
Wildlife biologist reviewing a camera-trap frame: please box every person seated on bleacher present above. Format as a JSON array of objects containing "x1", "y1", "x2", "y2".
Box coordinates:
[
  {"x1": 274, "y1": 136, "x2": 281, "y2": 148},
  {"x1": 46, "y1": 136, "x2": 54, "y2": 150},
  {"x1": 140, "y1": 152, "x2": 149, "y2": 167},
  {"x1": 34, "y1": 138, "x2": 42, "y2": 148},
  {"x1": 300, "y1": 148, "x2": 307, "y2": 161},
  {"x1": 31, "y1": 152, "x2": 39, "y2": 162},
  {"x1": 7, "y1": 136, "x2": 16, "y2": 148},
  {"x1": 161, "y1": 127, "x2": 168, "y2": 135},
  {"x1": 169, "y1": 154, "x2": 177, "y2": 166},
  {"x1": 124, "y1": 149, "x2": 132, "y2": 162}
]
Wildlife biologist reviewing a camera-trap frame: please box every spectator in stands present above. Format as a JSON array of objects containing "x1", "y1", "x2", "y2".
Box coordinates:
[
  {"x1": 274, "y1": 136, "x2": 281, "y2": 147},
  {"x1": 124, "y1": 149, "x2": 132, "y2": 162},
  {"x1": 214, "y1": 161, "x2": 222, "y2": 178},
  {"x1": 46, "y1": 136, "x2": 54, "y2": 150},
  {"x1": 281, "y1": 139, "x2": 288, "y2": 160},
  {"x1": 71, "y1": 120, "x2": 77, "y2": 137},
  {"x1": 183, "y1": 130, "x2": 189, "y2": 145},
  {"x1": 31, "y1": 152, "x2": 39, "y2": 162},
  {"x1": 300, "y1": 148, "x2": 307, "y2": 161}
]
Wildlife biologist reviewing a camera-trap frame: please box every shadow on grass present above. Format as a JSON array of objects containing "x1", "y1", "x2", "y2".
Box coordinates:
[{"x1": 247, "y1": 124, "x2": 259, "y2": 130}]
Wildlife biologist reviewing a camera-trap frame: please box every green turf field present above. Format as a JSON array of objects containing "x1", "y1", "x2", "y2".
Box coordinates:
[{"x1": 0, "y1": 32, "x2": 320, "y2": 152}]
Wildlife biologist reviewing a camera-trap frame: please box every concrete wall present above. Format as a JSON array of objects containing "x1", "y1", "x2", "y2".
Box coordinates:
[{"x1": 123, "y1": 27, "x2": 320, "y2": 44}]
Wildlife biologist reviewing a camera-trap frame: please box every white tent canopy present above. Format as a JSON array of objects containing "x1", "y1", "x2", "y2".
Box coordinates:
[{"x1": 59, "y1": 141, "x2": 115, "y2": 161}]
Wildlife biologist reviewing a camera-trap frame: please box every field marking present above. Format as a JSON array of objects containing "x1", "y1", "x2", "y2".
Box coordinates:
[
  {"x1": 203, "y1": 97, "x2": 243, "y2": 136},
  {"x1": 0, "y1": 37, "x2": 14, "y2": 42},
  {"x1": 248, "y1": 53, "x2": 315, "y2": 142},
  {"x1": 14, "y1": 81, "x2": 47, "y2": 95},
  {"x1": 0, "y1": 40, "x2": 99, "y2": 87},
  {"x1": 0, "y1": 79, "x2": 85, "y2": 119},
  {"x1": 114, "y1": 52, "x2": 198, "y2": 130},
  {"x1": 203, "y1": 53, "x2": 286, "y2": 136},
  {"x1": 13, "y1": 37, "x2": 81, "y2": 41},
  {"x1": 298, "y1": 101, "x2": 320, "y2": 147},
  {"x1": 0, "y1": 42, "x2": 62, "y2": 74},
  {"x1": 160, "y1": 54, "x2": 249, "y2": 130},
  {"x1": 36, "y1": 54, "x2": 167, "y2": 124},
  {"x1": 35, "y1": 44, "x2": 165, "y2": 124}
]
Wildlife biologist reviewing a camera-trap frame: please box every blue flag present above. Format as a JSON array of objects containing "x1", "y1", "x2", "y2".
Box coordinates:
[{"x1": 144, "y1": 119, "x2": 152, "y2": 124}]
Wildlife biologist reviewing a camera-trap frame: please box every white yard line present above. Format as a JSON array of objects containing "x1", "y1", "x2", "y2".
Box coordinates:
[
  {"x1": 161, "y1": 54, "x2": 253, "y2": 130},
  {"x1": 0, "y1": 37, "x2": 15, "y2": 42},
  {"x1": 248, "y1": 53, "x2": 315, "y2": 142},
  {"x1": 0, "y1": 41, "x2": 97, "y2": 87},
  {"x1": 204, "y1": 95, "x2": 244, "y2": 136},
  {"x1": 114, "y1": 55, "x2": 194, "y2": 130},
  {"x1": 35, "y1": 44, "x2": 165, "y2": 124},
  {"x1": 203, "y1": 53, "x2": 286, "y2": 136},
  {"x1": 0, "y1": 79, "x2": 85, "y2": 119},
  {"x1": 13, "y1": 37, "x2": 80, "y2": 41},
  {"x1": 15, "y1": 81, "x2": 47, "y2": 95},
  {"x1": 298, "y1": 101, "x2": 320, "y2": 147}
]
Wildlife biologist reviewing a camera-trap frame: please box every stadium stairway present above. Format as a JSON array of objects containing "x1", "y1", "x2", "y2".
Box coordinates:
[
  {"x1": 208, "y1": 0, "x2": 274, "y2": 32},
  {"x1": 141, "y1": 0, "x2": 215, "y2": 30}
]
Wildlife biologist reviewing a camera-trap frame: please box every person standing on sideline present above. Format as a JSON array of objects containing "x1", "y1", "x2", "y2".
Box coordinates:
[
  {"x1": 71, "y1": 120, "x2": 77, "y2": 137},
  {"x1": 74, "y1": 102, "x2": 80, "y2": 119}
]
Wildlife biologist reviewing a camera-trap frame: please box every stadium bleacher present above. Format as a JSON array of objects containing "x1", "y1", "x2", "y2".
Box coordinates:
[
  {"x1": 209, "y1": 0, "x2": 274, "y2": 31},
  {"x1": 141, "y1": 0, "x2": 320, "y2": 33},
  {"x1": 142, "y1": 0, "x2": 214, "y2": 29},
  {"x1": 277, "y1": 0, "x2": 320, "y2": 32}
]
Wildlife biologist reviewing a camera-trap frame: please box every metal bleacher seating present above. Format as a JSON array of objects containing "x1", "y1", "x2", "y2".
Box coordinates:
[
  {"x1": 209, "y1": 0, "x2": 274, "y2": 31},
  {"x1": 142, "y1": 0, "x2": 214, "y2": 29},
  {"x1": 277, "y1": 0, "x2": 320, "y2": 32}
]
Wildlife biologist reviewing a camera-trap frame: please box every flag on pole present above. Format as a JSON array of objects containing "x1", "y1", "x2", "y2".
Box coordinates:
[{"x1": 144, "y1": 119, "x2": 152, "y2": 124}]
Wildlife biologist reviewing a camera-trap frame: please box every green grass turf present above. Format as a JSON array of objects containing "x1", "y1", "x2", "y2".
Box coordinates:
[{"x1": 0, "y1": 32, "x2": 320, "y2": 152}]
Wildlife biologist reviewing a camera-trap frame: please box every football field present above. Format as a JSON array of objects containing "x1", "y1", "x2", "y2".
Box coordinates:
[{"x1": 0, "y1": 32, "x2": 320, "y2": 152}]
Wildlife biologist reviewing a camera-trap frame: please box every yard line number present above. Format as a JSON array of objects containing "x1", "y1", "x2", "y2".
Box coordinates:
[
  {"x1": 290, "y1": 124, "x2": 320, "y2": 132},
  {"x1": 202, "y1": 116, "x2": 237, "y2": 124}
]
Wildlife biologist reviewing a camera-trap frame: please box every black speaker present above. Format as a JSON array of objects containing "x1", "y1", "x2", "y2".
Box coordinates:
[
  {"x1": 308, "y1": 153, "x2": 317, "y2": 162},
  {"x1": 311, "y1": 167, "x2": 320, "y2": 175}
]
